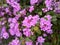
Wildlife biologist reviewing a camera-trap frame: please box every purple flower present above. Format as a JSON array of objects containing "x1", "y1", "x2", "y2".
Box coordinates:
[
  {"x1": 8, "y1": 38, "x2": 20, "y2": 45},
  {"x1": 29, "y1": 6, "x2": 34, "y2": 13},
  {"x1": 22, "y1": 15, "x2": 39, "y2": 28},
  {"x1": 11, "y1": 2, "x2": 21, "y2": 12},
  {"x1": 1, "y1": 26, "x2": 9, "y2": 39},
  {"x1": 30, "y1": 0, "x2": 42, "y2": 5},
  {"x1": 9, "y1": 23, "x2": 22, "y2": 37},
  {"x1": 5, "y1": 7, "x2": 12, "y2": 16},
  {"x1": 43, "y1": 33, "x2": 47, "y2": 37},
  {"x1": 6, "y1": 0, "x2": 20, "y2": 4},
  {"x1": 36, "y1": 42, "x2": 42, "y2": 45},
  {"x1": 44, "y1": 15, "x2": 52, "y2": 20},
  {"x1": 40, "y1": 18, "x2": 52, "y2": 31},
  {"x1": 8, "y1": 18, "x2": 12, "y2": 23},
  {"x1": 6, "y1": 0, "x2": 21, "y2": 16},
  {"x1": 5, "y1": 7, "x2": 10, "y2": 13},
  {"x1": 42, "y1": 8, "x2": 49, "y2": 13},
  {"x1": 6, "y1": 0, "x2": 15, "y2": 4},
  {"x1": 40, "y1": 15, "x2": 52, "y2": 34},
  {"x1": 2, "y1": 32, "x2": 9, "y2": 39},
  {"x1": 23, "y1": 28, "x2": 33, "y2": 37},
  {"x1": 8, "y1": 18, "x2": 22, "y2": 37},
  {"x1": 30, "y1": 0, "x2": 38, "y2": 5},
  {"x1": 20, "y1": 9, "x2": 26, "y2": 16},
  {"x1": 45, "y1": 0, "x2": 53, "y2": 10},
  {"x1": 54, "y1": 2, "x2": 60, "y2": 13},
  {"x1": 37, "y1": 36, "x2": 45, "y2": 43},
  {"x1": 0, "y1": 7, "x2": 5, "y2": 17},
  {"x1": 46, "y1": 29, "x2": 53, "y2": 34},
  {"x1": 9, "y1": 28, "x2": 15, "y2": 36},
  {"x1": 25, "y1": 40, "x2": 33, "y2": 45}
]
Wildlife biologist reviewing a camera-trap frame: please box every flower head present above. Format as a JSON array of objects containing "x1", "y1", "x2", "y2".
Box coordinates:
[
  {"x1": 23, "y1": 28, "x2": 33, "y2": 37},
  {"x1": 22, "y1": 15, "x2": 39, "y2": 28},
  {"x1": 8, "y1": 38, "x2": 20, "y2": 45},
  {"x1": 37, "y1": 36, "x2": 45, "y2": 43}
]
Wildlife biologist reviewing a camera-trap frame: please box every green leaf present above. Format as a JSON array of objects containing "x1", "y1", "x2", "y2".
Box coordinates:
[
  {"x1": 43, "y1": 42, "x2": 51, "y2": 45},
  {"x1": 38, "y1": 11, "x2": 42, "y2": 15},
  {"x1": 3, "y1": 4, "x2": 8, "y2": 7},
  {"x1": 21, "y1": 39, "x2": 25, "y2": 45},
  {"x1": 30, "y1": 35, "x2": 36, "y2": 41},
  {"x1": 25, "y1": 37, "x2": 30, "y2": 41},
  {"x1": 52, "y1": 16, "x2": 57, "y2": 21},
  {"x1": 52, "y1": 15, "x2": 57, "y2": 24},
  {"x1": 33, "y1": 26, "x2": 39, "y2": 31},
  {"x1": 33, "y1": 26, "x2": 41, "y2": 35}
]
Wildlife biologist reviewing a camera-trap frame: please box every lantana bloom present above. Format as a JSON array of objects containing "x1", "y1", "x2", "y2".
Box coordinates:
[{"x1": 22, "y1": 15, "x2": 39, "y2": 28}]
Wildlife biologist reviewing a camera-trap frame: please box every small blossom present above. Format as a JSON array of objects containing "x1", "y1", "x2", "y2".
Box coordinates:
[
  {"x1": 22, "y1": 15, "x2": 39, "y2": 28},
  {"x1": 54, "y1": 2, "x2": 60, "y2": 13},
  {"x1": 40, "y1": 15, "x2": 52, "y2": 34},
  {"x1": 3, "y1": 32, "x2": 9, "y2": 39},
  {"x1": 45, "y1": 0, "x2": 53, "y2": 10},
  {"x1": 25, "y1": 40, "x2": 33, "y2": 45},
  {"x1": 8, "y1": 18, "x2": 22, "y2": 37},
  {"x1": 29, "y1": 6, "x2": 34, "y2": 13},
  {"x1": 20, "y1": 9, "x2": 26, "y2": 16},
  {"x1": 8, "y1": 38, "x2": 20, "y2": 45},
  {"x1": 23, "y1": 28, "x2": 33, "y2": 37},
  {"x1": 43, "y1": 33, "x2": 47, "y2": 37},
  {"x1": 1, "y1": 26, "x2": 9, "y2": 39},
  {"x1": 30, "y1": 0, "x2": 38, "y2": 5},
  {"x1": 37, "y1": 36, "x2": 45, "y2": 43}
]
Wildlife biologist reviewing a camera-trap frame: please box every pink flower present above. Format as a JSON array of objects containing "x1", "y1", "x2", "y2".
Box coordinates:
[
  {"x1": 8, "y1": 38, "x2": 20, "y2": 45},
  {"x1": 3, "y1": 32, "x2": 9, "y2": 39},
  {"x1": 20, "y1": 9, "x2": 26, "y2": 16},
  {"x1": 8, "y1": 18, "x2": 22, "y2": 37},
  {"x1": 26, "y1": 40, "x2": 33, "y2": 45},
  {"x1": 23, "y1": 28, "x2": 33, "y2": 37},
  {"x1": 42, "y1": 8, "x2": 49, "y2": 13},
  {"x1": 1, "y1": 26, "x2": 9, "y2": 39},
  {"x1": 30, "y1": 0, "x2": 38, "y2": 5},
  {"x1": 40, "y1": 15, "x2": 52, "y2": 34},
  {"x1": 45, "y1": 0, "x2": 53, "y2": 10},
  {"x1": 22, "y1": 15, "x2": 39, "y2": 28},
  {"x1": 37, "y1": 36, "x2": 45, "y2": 43},
  {"x1": 29, "y1": 6, "x2": 34, "y2": 13}
]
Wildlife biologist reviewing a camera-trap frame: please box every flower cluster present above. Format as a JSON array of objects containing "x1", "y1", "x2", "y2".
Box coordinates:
[
  {"x1": 40, "y1": 15, "x2": 53, "y2": 34},
  {"x1": 8, "y1": 38, "x2": 21, "y2": 45},
  {"x1": 25, "y1": 40, "x2": 33, "y2": 45},
  {"x1": 1, "y1": 26, "x2": 9, "y2": 39},
  {"x1": 36, "y1": 36, "x2": 45, "y2": 45},
  {"x1": 54, "y1": 2, "x2": 60, "y2": 13},
  {"x1": 0, "y1": 0, "x2": 60, "y2": 45},
  {"x1": 45, "y1": 0, "x2": 53, "y2": 10},
  {"x1": 22, "y1": 15, "x2": 39, "y2": 28},
  {"x1": 23, "y1": 28, "x2": 33, "y2": 37},
  {"x1": 8, "y1": 18, "x2": 22, "y2": 37}
]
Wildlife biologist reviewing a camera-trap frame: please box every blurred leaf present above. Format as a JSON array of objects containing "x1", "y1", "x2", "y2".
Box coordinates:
[
  {"x1": 25, "y1": 37, "x2": 30, "y2": 41},
  {"x1": 33, "y1": 26, "x2": 39, "y2": 31},
  {"x1": 51, "y1": 33, "x2": 58, "y2": 45},
  {"x1": 52, "y1": 15, "x2": 57, "y2": 24},
  {"x1": 38, "y1": 11, "x2": 42, "y2": 15},
  {"x1": 43, "y1": 42, "x2": 51, "y2": 45},
  {"x1": 20, "y1": 36, "x2": 24, "y2": 40},
  {"x1": 3, "y1": 4, "x2": 8, "y2": 7},
  {"x1": 46, "y1": 11, "x2": 55, "y2": 15},
  {"x1": 33, "y1": 26, "x2": 41, "y2": 35},
  {"x1": 57, "y1": 14, "x2": 60, "y2": 18},
  {"x1": 21, "y1": 39, "x2": 25, "y2": 45},
  {"x1": 52, "y1": 15, "x2": 57, "y2": 21},
  {"x1": 30, "y1": 35, "x2": 36, "y2": 41}
]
